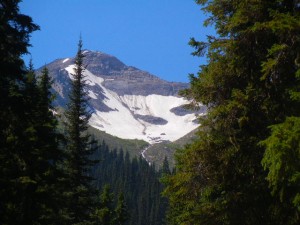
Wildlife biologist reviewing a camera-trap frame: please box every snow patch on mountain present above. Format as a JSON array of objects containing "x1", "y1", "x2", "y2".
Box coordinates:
[
  {"x1": 88, "y1": 90, "x2": 98, "y2": 99},
  {"x1": 64, "y1": 64, "x2": 199, "y2": 144},
  {"x1": 62, "y1": 58, "x2": 69, "y2": 63}
]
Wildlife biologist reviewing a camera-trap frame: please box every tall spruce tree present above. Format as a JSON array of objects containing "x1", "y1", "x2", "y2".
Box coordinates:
[
  {"x1": 96, "y1": 184, "x2": 114, "y2": 225},
  {"x1": 34, "y1": 66, "x2": 66, "y2": 224},
  {"x1": 164, "y1": 1, "x2": 300, "y2": 225},
  {"x1": 114, "y1": 192, "x2": 129, "y2": 225},
  {"x1": 6, "y1": 62, "x2": 66, "y2": 225},
  {"x1": 0, "y1": 1, "x2": 39, "y2": 224},
  {"x1": 64, "y1": 38, "x2": 97, "y2": 224}
]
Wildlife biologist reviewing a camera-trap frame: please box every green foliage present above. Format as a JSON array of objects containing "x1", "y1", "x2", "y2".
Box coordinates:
[
  {"x1": 161, "y1": 156, "x2": 171, "y2": 175},
  {"x1": 63, "y1": 38, "x2": 98, "y2": 224},
  {"x1": 95, "y1": 185, "x2": 114, "y2": 225},
  {"x1": 92, "y1": 142, "x2": 167, "y2": 225},
  {"x1": 114, "y1": 192, "x2": 130, "y2": 225},
  {"x1": 93, "y1": 184, "x2": 130, "y2": 225},
  {"x1": 164, "y1": 0, "x2": 300, "y2": 224},
  {"x1": 261, "y1": 117, "x2": 300, "y2": 210},
  {"x1": 0, "y1": 2, "x2": 39, "y2": 220},
  {"x1": 0, "y1": 2, "x2": 71, "y2": 224}
]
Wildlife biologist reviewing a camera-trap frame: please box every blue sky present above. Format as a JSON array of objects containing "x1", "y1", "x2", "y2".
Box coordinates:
[{"x1": 20, "y1": 0, "x2": 214, "y2": 82}]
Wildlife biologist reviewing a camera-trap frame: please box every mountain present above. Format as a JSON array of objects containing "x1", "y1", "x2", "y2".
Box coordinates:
[
  {"x1": 144, "y1": 128, "x2": 199, "y2": 168},
  {"x1": 38, "y1": 50, "x2": 203, "y2": 145}
]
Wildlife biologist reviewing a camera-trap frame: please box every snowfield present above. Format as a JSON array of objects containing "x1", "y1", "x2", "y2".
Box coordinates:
[
  {"x1": 65, "y1": 65, "x2": 199, "y2": 144},
  {"x1": 62, "y1": 58, "x2": 69, "y2": 63}
]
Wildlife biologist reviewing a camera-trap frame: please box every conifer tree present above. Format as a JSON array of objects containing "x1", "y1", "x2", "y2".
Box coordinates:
[
  {"x1": 99, "y1": 184, "x2": 114, "y2": 225},
  {"x1": 64, "y1": 37, "x2": 97, "y2": 224},
  {"x1": 11, "y1": 63, "x2": 65, "y2": 224},
  {"x1": 161, "y1": 156, "x2": 171, "y2": 176},
  {"x1": 164, "y1": 1, "x2": 300, "y2": 224},
  {"x1": 0, "y1": 1, "x2": 39, "y2": 223},
  {"x1": 114, "y1": 192, "x2": 129, "y2": 225},
  {"x1": 13, "y1": 60, "x2": 41, "y2": 225},
  {"x1": 34, "y1": 66, "x2": 66, "y2": 224}
]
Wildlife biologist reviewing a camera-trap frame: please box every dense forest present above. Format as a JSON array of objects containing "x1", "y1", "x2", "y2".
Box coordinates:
[
  {"x1": 92, "y1": 142, "x2": 169, "y2": 225},
  {"x1": 1, "y1": 0, "x2": 300, "y2": 225},
  {"x1": 163, "y1": 0, "x2": 300, "y2": 225}
]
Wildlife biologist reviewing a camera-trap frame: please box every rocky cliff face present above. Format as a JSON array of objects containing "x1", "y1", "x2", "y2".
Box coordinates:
[{"x1": 38, "y1": 50, "x2": 203, "y2": 143}]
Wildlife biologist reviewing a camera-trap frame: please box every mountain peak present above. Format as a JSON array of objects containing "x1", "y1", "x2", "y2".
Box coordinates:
[
  {"x1": 37, "y1": 50, "x2": 199, "y2": 143},
  {"x1": 81, "y1": 50, "x2": 127, "y2": 74},
  {"x1": 41, "y1": 50, "x2": 189, "y2": 96},
  {"x1": 82, "y1": 49, "x2": 114, "y2": 58}
]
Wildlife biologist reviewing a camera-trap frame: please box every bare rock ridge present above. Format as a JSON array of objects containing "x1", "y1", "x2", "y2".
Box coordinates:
[
  {"x1": 86, "y1": 50, "x2": 189, "y2": 96},
  {"x1": 43, "y1": 50, "x2": 189, "y2": 97}
]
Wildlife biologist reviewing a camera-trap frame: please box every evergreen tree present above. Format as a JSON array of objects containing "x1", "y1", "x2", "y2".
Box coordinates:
[
  {"x1": 64, "y1": 38, "x2": 97, "y2": 224},
  {"x1": 96, "y1": 184, "x2": 114, "y2": 225},
  {"x1": 114, "y1": 192, "x2": 129, "y2": 225},
  {"x1": 14, "y1": 60, "x2": 41, "y2": 225},
  {"x1": 164, "y1": 0, "x2": 300, "y2": 224},
  {"x1": 12, "y1": 63, "x2": 65, "y2": 224},
  {"x1": 261, "y1": 117, "x2": 300, "y2": 224},
  {"x1": 0, "y1": 1, "x2": 39, "y2": 223},
  {"x1": 161, "y1": 156, "x2": 171, "y2": 176},
  {"x1": 34, "y1": 66, "x2": 66, "y2": 224}
]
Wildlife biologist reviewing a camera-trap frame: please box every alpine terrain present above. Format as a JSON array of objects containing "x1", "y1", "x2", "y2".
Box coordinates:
[{"x1": 39, "y1": 50, "x2": 204, "y2": 144}]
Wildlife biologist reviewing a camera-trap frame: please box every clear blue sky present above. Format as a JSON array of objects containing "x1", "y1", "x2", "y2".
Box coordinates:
[{"x1": 20, "y1": 0, "x2": 214, "y2": 82}]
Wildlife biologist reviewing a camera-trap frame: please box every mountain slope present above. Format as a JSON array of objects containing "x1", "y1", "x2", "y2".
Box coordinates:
[{"x1": 38, "y1": 50, "x2": 202, "y2": 144}]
